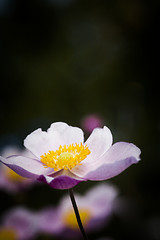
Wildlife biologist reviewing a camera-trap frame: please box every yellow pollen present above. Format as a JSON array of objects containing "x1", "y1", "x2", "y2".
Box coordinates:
[
  {"x1": 40, "y1": 143, "x2": 90, "y2": 171},
  {"x1": 63, "y1": 208, "x2": 92, "y2": 229}
]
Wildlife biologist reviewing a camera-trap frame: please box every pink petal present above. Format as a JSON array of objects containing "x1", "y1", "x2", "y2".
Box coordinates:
[
  {"x1": 72, "y1": 142, "x2": 140, "y2": 179},
  {"x1": 38, "y1": 174, "x2": 83, "y2": 190},
  {"x1": 0, "y1": 156, "x2": 53, "y2": 179},
  {"x1": 37, "y1": 207, "x2": 63, "y2": 234},
  {"x1": 85, "y1": 142, "x2": 141, "y2": 180}
]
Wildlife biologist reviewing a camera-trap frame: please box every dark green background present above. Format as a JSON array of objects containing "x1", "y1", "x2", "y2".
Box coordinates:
[{"x1": 0, "y1": 0, "x2": 159, "y2": 239}]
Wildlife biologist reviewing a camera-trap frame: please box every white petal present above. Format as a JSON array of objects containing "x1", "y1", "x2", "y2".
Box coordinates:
[
  {"x1": 83, "y1": 126, "x2": 113, "y2": 163},
  {"x1": 24, "y1": 128, "x2": 62, "y2": 158},
  {"x1": 71, "y1": 126, "x2": 113, "y2": 176},
  {"x1": 48, "y1": 122, "x2": 69, "y2": 133},
  {"x1": 24, "y1": 122, "x2": 84, "y2": 159},
  {"x1": 49, "y1": 122, "x2": 84, "y2": 145}
]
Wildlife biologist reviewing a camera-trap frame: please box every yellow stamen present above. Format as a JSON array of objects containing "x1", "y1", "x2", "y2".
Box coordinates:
[
  {"x1": 40, "y1": 142, "x2": 90, "y2": 171},
  {"x1": 63, "y1": 208, "x2": 92, "y2": 229}
]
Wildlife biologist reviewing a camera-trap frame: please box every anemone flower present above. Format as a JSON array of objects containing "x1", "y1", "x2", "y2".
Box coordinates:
[
  {"x1": 37, "y1": 183, "x2": 118, "y2": 238},
  {"x1": 0, "y1": 122, "x2": 141, "y2": 190},
  {"x1": 0, "y1": 207, "x2": 39, "y2": 240},
  {"x1": 0, "y1": 146, "x2": 35, "y2": 193},
  {"x1": 0, "y1": 122, "x2": 141, "y2": 240}
]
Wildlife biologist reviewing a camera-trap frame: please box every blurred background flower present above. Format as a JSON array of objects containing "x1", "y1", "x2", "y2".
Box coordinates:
[
  {"x1": 80, "y1": 114, "x2": 104, "y2": 133},
  {"x1": 0, "y1": 0, "x2": 159, "y2": 239},
  {"x1": 37, "y1": 183, "x2": 118, "y2": 239},
  {"x1": 0, "y1": 207, "x2": 39, "y2": 240}
]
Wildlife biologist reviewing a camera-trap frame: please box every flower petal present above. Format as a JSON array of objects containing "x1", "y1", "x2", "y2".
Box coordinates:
[
  {"x1": 84, "y1": 183, "x2": 118, "y2": 217},
  {"x1": 0, "y1": 156, "x2": 53, "y2": 179},
  {"x1": 71, "y1": 126, "x2": 113, "y2": 176},
  {"x1": 72, "y1": 142, "x2": 140, "y2": 179},
  {"x1": 49, "y1": 122, "x2": 84, "y2": 145},
  {"x1": 37, "y1": 207, "x2": 63, "y2": 234},
  {"x1": 86, "y1": 183, "x2": 118, "y2": 206},
  {"x1": 24, "y1": 128, "x2": 62, "y2": 159},
  {"x1": 38, "y1": 175, "x2": 83, "y2": 190},
  {"x1": 3, "y1": 207, "x2": 39, "y2": 240},
  {"x1": 82, "y1": 126, "x2": 113, "y2": 164},
  {"x1": 85, "y1": 142, "x2": 141, "y2": 180}
]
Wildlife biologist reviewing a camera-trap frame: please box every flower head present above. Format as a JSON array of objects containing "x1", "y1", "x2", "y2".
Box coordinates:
[
  {"x1": 0, "y1": 207, "x2": 39, "y2": 240},
  {"x1": 37, "y1": 183, "x2": 119, "y2": 238},
  {"x1": 0, "y1": 122, "x2": 141, "y2": 189}
]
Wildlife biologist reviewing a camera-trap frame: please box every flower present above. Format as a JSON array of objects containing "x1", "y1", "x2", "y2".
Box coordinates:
[
  {"x1": 37, "y1": 183, "x2": 118, "y2": 238},
  {"x1": 0, "y1": 146, "x2": 35, "y2": 193},
  {"x1": 0, "y1": 122, "x2": 141, "y2": 190},
  {"x1": 81, "y1": 114, "x2": 104, "y2": 133},
  {"x1": 0, "y1": 207, "x2": 39, "y2": 240}
]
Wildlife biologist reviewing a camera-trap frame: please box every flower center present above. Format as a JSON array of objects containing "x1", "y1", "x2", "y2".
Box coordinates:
[
  {"x1": 63, "y1": 208, "x2": 92, "y2": 229},
  {"x1": 40, "y1": 143, "x2": 90, "y2": 171}
]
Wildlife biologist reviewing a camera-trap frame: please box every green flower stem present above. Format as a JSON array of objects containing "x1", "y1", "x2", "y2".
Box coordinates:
[{"x1": 68, "y1": 188, "x2": 88, "y2": 240}]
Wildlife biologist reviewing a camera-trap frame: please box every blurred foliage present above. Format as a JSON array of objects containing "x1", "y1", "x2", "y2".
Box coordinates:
[{"x1": 0, "y1": 0, "x2": 160, "y2": 239}]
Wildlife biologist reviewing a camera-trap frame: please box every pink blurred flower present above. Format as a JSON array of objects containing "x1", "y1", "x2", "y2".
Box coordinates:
[
  {"x1": 37, "y1": 183, "x2": 118, "y2": 238},
  {"x1": 0, "y1": 146, "x2": 35, "y2": 193},
  {"x1": 81, "y1": 114, "x2": 104, "y2": 133},
  {"x1": 0, "y1": 122, "x2": 141, "y2": 190},
  {"x1": 0, "y1": 207, "x2": 39, "y2": 240}
]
